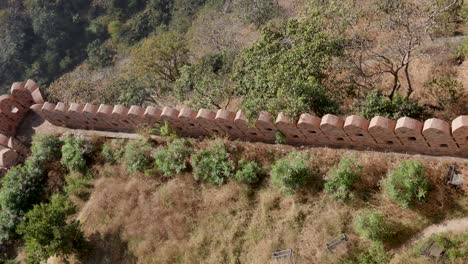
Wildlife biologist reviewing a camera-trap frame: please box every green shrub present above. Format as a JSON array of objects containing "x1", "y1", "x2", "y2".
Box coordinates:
[
  {"x1": 353, "y1": 210, "x2": 395, "y2": 242},
  {"x1": 86, "y1": 40, "x2": 115, "y2": 70},
  {"x1": 275, "y1": 131, "x2": 287, "y2": 144},
  {"x1": 381, "y1": 160, "x2": 428, "y2": 208},
  {"x1": 101, "y1": 139, "x2": 126, "y2": 163},
  {"x1": 0, "y1": 160, "x2": 45, "y2": 243},
  {"x1": 235, "y1": 0, "x2": 281, "y2": 27},
  {"x1": 324, "y1": 157, "x2": 361, "y2": 201},
  {"x1": 107, "y1": 20, "x2": 123, "y2": 42},
  {"x1": 235, "y1": 160, "x2": 263, "y2": 185},
  {"x1": 271, "y1": 152, "x2": 316, "y2": 194},
  {"x1": 0, "y1": 134, "x2": 63, "y2": 243},
  {"x1": 358, "y1": 242, "x2": 391, "y2": 264},
  {"x1": 153, "y1": 139, "x2": 193, "y2": 177},
  {"x1": 17, "y1": 195, "x2": 87, "y2": 263},
  {"x1": 61, "y1": 136, "x2": 93, "y2": 173},
  {"x1": 191, "y1": 142, "x2": 235, "y2": 185},
  {"x1": 455, "y1": 36, "x2": 468, "y2": 61},
  {"x1": 30, "y1": 134, "x2": 62, "y2": 165},
  {"x1": 357, "y1": 91, "x2": 429, "y2": 120},
  {"x1": 64, "y1": 172, "x2": 93, "y2": 201},
  {"x1": 124, "y1": 139, "x2": 154, "y2": 175}
]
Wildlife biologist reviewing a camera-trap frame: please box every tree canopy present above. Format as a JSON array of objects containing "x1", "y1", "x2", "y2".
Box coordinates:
[{"x1": 233, "y1": 18, "x2": 343, "y2": 120}]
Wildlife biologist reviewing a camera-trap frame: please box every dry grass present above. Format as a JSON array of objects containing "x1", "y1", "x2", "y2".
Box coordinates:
[{"x1": 66, "y1": 139, "x2": 468, "y2": 264}]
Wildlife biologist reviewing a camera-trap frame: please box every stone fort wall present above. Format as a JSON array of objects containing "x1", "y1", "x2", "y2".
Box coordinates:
[
  {"x1": 0, "y1": 79, "x2": 467, "y2": 171},
  {"x1": 0, "y1": 80, "x2": 44, "y2": 172}
]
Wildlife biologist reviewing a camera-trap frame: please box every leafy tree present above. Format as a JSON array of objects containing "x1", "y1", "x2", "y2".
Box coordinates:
[
  {"x1": 17, "y1": 195, "x2": 87, "y2": 263},
  {"x1": 235, "y1": 0, "x2": 282, "y2": 27},
  {"x1": 30, "y1": 134, "x2": 63, "y2": 166},
  {"x1": 0, "y1": 134, "x2": 63, "y2": 243},
  {"x1": 124, "y1": 139, "x2": 154, "y2": 175},
  {"x1": 381, "y1": 160, "x2": 429, "y2": 208},
  {"x1": 0, "y1": 9, "x2": 32, "y2": 91},
  {"x1": 61, "y1": 136, "x2": 93, "y2": 173},
  {"x1": 86, "y1": 40, "x2": 115, "y2": 70},
  {"x1": 169, "y1": 0, "x2": 207, "y2": 32},
  {"x1": 24, "y1": 0, "x2": 89, "y2": 85},
  {"x1": 353, "y1": 210, "x2": 395, "y2": 242},
  {"x1": 0, "y1": 161, "x2": 45, "y2": 243},
  {"x1": 103, "y1": 77, "x2": 152, "y2": 107},
  {"x1": 174, "y1": 51, "x2": 236, "y2": 109},
  {"x1": 356, "y1": 90, "x2": 429, "y2": 120},
  {"x1": 153, "y1": 139, "x2": 193, "y2": 177},
  {"x1": 234, "y1": 160, "x2": 262, "y2": 185},
  {"x1": 234, "y1": 18, "x2": 342, "y2": 119},
  {"x1": 130, "y1": 31, "x2": 190, "y2": 96},
  {"x1": 191, "y1": 142, "x2": 235, "y2": 185},
  {"x1": 324, "y1": 156, "x2": 361, "y2": 201},
  {"x1": 271, "y1": 152, "x2": 317, "y2": 194}
]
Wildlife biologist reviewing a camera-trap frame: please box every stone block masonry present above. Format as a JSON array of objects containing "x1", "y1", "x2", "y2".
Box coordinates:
[
  {"x1": 0, "y1": 80, "x2": 42, "y2": 171},
  {"x1": 1, "y1": 79, "x2": 467, "y2": 172}
]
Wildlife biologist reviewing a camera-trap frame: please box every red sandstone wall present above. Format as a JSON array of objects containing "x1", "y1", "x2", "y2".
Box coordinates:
[
  {"x1": 0, "y1": 80, "x2": 43, "y2": 170},
  {"x1": 1, "y1": 80, "x2": 467, "y2": 167},
  {"x1": 29, "y1": 101, "x2": 468, "y2": 158}
]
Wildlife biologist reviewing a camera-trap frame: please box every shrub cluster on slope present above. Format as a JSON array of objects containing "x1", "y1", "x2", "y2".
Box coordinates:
[
  {"x1": 381, "y1": 160, "x2": 429, "y2": 208},
  {"x1": 0, "y1": 134, "x2": 62, "y2": 244},
  {"x1": 191, "y1": 142, "x2": 235, "y2": 185}
]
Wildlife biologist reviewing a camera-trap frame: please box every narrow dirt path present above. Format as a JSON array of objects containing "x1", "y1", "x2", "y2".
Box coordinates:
[{"x1": 399, "y1": 217, "x2": 468, "y2": 250}]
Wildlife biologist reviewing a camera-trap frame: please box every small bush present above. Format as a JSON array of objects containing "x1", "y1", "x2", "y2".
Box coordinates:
[
  {"x1": 101, "y1": 139, "x2": 126, "y2": 163},
  {"x1": 64, "y1": 172, "x2": 93, "y2": 201},
  {"x1": 86, "y1": 40, "x2": 115, "y2": 70},
  {"x1": 0, "y1": 134, "x2": 62, "y2": 243},
  {"x1": 353, "y1": 210, "x2": 395, "y2": 242},
  {"x1": 235, "y1": 160, "x2": 262, "y2": 185},
  {"x1": 324, "y1": 157, "x2": 361, "y2": 201},
  {"x1": 124, "y1": 139, "x2": 154, "y2": 175},
  {"x1": 160, "y1": 121, "x2": 177, "y2": 137},
  {"x1": 275, "y1": 131, "x2": 286, "y2": 144},
  {"x1": 191, "y1": 142, "x2": 235, "y2": 185},
  {"x1": 17, "y1": 195, "x2": 87, "y2": 263},
  {"x1": 271, "y1": 152, "x2": 315, "y2": 194},
  {"x1": 153, "y1": 139, "x2": 193, "y2": 177},
  {"x1": 358, "y1": 242, "x2": 391, "y2": 264},
  {"x1": 455, "y1": 38, "x2": 468, "y2": 61},
  {"x1": 381, "y1": 160, "x2": 428, "y2": 208},
  {"x1": 30, "y1": 134, "x2": 62, "y2": 165},
  {"x1": 357, "y1": 91, "x2": 429, "y2": 120},
  {"x1": 61, "y1": 136, "x2": 93, "y2": 173}
]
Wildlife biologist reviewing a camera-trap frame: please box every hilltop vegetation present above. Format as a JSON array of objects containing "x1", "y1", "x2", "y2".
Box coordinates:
[
  {"x1": 0, "y1": 0, "x2": 467, "y2": 120},
  {"x1": 1, "y1": 133, "x2": 468, "y2": 263}
]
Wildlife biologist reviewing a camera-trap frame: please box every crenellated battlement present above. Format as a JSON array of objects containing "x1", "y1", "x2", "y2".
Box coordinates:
[
  {"x1": 1, "y1": 80, "x2": 467, "y2": 171},
  {"x1": 0, "y1": 80, "x2": 43, "y2": 171}
]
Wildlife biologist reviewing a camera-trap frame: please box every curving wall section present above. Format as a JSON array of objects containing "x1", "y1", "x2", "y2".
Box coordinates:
[
  {"x1": 0, "y1": 80, "x2": 43, "y2": 173},
  {"x1": 0, "y1": 79, "x2": 467, "y2": 173}
]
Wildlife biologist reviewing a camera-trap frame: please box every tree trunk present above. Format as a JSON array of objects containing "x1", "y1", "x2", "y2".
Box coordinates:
[
  {"x1": 389, "y1": 73, "x2": 400, "y2": 99},
  {"x1": 404, "y1": 62, "x2": 413, "y2": 97}
]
